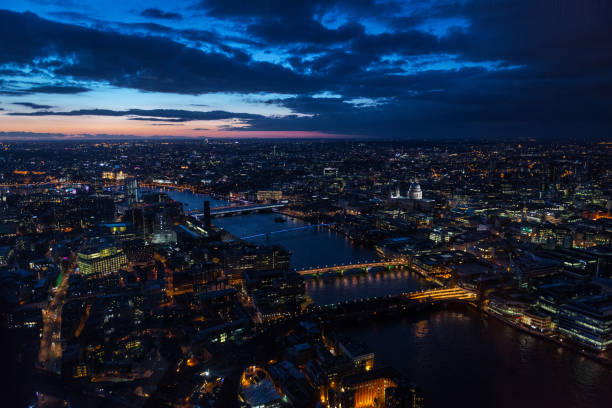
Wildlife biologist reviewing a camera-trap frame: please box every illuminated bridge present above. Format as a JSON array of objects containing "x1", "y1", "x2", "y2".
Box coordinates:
[
  {"x1": 310, "y1": 286, "x2": 478, "y2": 321},
  {"x1": 260, "y1": 286, "x2": 479, "y2": 326},
  {"x1": 189, "y1": 203, "x2": 286, "y2": 217},
  {"x1": 403, "y1": 286, "x2": 477, "y2": 302},
  {"x1": 296, "y1": 259, "x2": 406, "y2": 276}
]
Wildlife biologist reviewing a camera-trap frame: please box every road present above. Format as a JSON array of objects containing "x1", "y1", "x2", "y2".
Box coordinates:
[{"x1": 38, "y1": 255, "x2": 75, "y2": 374}]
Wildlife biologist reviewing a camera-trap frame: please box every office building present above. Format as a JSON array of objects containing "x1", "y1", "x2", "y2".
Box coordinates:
[
  {"x1": 557, "y1": 294, "x2": 612, "y2": 350},
  {"x1": 257, "y1": 190, "x2": 283, "y2": 202},
  {"x1": 78, "y1": 241, "x2": 127, "y2": 277}
]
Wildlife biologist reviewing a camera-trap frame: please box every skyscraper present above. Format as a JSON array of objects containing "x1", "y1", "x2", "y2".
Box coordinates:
[{"x1": 125, "y1": 178, "x2": 138, "y2": 207}]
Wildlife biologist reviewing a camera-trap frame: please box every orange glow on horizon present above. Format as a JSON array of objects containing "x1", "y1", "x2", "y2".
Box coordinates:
[{"x1": 0, "y1": 115, "x2": 353, "y2": 139}]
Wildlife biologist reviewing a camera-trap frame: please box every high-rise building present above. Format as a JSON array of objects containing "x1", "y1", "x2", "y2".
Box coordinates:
[
  {"x1": 152, "y1": 213, "x2": 176, "y2": 244},
  {"x1": 204, "y1": 200, "x2": 212, "y2": 229},
  {"x1": 125, "y1": 178, "x2": 138, "y2": 207}
]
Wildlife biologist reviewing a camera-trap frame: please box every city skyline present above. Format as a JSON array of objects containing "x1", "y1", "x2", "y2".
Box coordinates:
[
  {"x1": 1, "y1": 1, "x2": 612, "y2": 140},
  {"x1": 1, "y1": 139, "x2": 611, "y2": 407}
]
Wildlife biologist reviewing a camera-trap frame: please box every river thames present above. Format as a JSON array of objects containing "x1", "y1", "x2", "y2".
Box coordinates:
[{"x1": 164, "y1": 190, "x2": 612, "y2": 407}]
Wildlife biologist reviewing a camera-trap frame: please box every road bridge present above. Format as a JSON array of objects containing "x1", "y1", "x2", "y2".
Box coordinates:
[
  {"x1": 258, "y1": 286, "x2": 478, "y2": 327},
  {"x1": 403, "y1": 286, "x2": 477, "y2": 302},
  {"x1": 296, "y1": 259, "x2": 406, "y2": 276},
  {"x1": 189, "y1": 203, "x2": 285, "y2": 217}
]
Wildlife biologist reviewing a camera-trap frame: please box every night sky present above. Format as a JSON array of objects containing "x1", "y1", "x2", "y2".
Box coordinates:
[{"x1": 0, "y1": 1, "x2": 611, "y2": 140}]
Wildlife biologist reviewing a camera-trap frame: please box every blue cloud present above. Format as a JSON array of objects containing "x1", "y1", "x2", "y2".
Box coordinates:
[{"x1": 0, "y1": 0, "x2": 611, "y2": 139}]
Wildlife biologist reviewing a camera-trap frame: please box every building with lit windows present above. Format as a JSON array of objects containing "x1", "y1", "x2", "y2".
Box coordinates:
[
  {"x1": 77, "y1": 242, "x2": 127, "y2": 276},
  {"x1": 557, "y1": 294, "x2": 612, "y2": 350},
  {"x1": 337, "y1": 367, "x2": 399, "y2": 408},
  {"x1": 214, "y1": 243, "x2": 291, "y2": 281},
  {"x1": 257, "y1": 190, "x2": 283, "y2": 202},
  {"x1": 73, "y1": 364, "x2": 89, "y2": 379},
  {"x1": 125, "y1": 177, "x2": 139, "y2": 206},
  {"x1": 521, "y1": 309, "x2": 553, "y2": 332}
]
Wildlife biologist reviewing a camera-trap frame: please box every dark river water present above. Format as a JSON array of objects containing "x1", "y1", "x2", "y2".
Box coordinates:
[
  {"x1": 168, "y1": 193, "x2": 612, "y2": 408},
  {"x1": 343, "y1": 307, "x2": 612, "y2": 408},
  {"x1": 211, "y1": 212, "x2": 428, "y2": 305},
  {"x1": 142, "y1": 188, "x2": 229, "y2": 211}
]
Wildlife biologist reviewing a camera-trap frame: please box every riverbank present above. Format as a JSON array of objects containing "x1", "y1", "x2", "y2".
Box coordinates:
[
  {"x1": 342, "y1": 305, "x2": 612, "y2": 408},
  {"x1": 482, "y1": 308, "x2": 612, "y2": 367},
  {"x1": 275, "y1": 209, "x2": 376, "y2": 246}
]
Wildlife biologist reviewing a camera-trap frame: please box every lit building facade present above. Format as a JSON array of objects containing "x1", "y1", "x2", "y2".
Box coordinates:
[
  {"x1": 257, "y1": 190, "x2": 283, "y2": 202},
  {"x1": 338, "y1": 369, "x2": 398, "y2": 408},
  {"x1": 408, "y1": 181, "x2": 422, "y2": 200},
  {"x1": 557, "y1": 295, "x2": 612, "y2": 350},
  {"x1": 78, "y1": 244, "x2": 127, "y2": 276}
]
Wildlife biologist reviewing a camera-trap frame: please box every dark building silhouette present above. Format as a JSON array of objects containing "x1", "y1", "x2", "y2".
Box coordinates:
[{"x1": 204, "y1": 200, "x2": 211, "y2": 229}]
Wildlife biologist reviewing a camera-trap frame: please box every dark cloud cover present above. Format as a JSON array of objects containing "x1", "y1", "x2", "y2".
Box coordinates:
[
  {"x1": 13, "y1": 102, "x2": 54, "y2": 109},
  {"x1": 1, "y1": 1, "x2": 612, "y2": 139},
  {"x1": 140, "y1": 8, "x2": 182, "y2": 20},
  {"x1": 9, "y1": 108, "x2": 264, "y2": 122},
  {"x1": 0, "y1": 10, "x2": 310, "y2": 95},
  {"x1": 25, "y1": 85, "x2": 91, "y2": 94}
]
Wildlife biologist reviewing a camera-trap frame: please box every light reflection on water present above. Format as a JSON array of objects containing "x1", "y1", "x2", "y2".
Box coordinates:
[
  {"x1": 343, "y1": 309, "x2": 612, "y2": 408},
  {"x1": 305, "y1": 269, "x2": 427, "y2": 305},
  {"x1": 165, "y1": 192, "x2": 611, "y2": 407}
]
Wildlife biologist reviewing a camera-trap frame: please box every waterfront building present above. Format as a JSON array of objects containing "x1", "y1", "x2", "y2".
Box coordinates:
[
  {"x1": 385, "y1": 383, "x2": 425, "y2": 408},
  {"x1": 487, "y1": 292, "x2": 533, "y2": 318},
  {"x1": 557, "y1": 294, "x2": 612, "y2": 350},
  {"x1": 337, "y1": 339, "x2": 375, "y2": 372},
  {"x1": 203, "y1": 200, "x2": 212, "y2": 228},
  {"x1": 521, "y1": 309, "x2": 553, "y2": 332},
  {"x1": 337, "y1": 367, "x2": 399, "y2": 408},
  {"x1": 244, "y1": 269, "x2": 307, "y2": 321},
  {"x1": 257, "y1": 190, "x2": 283, "y2": 202},
  {"x1": 102, "y1": 170, "x2": 126, "y2": 181},
  {"x1": 535, "y1": 282, "x2": 601, "y2": 323}
]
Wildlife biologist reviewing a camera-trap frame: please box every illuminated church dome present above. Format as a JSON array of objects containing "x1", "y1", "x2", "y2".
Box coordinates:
[{"x1": 408, "y1": 180, "x2": 422, "y2": 200}]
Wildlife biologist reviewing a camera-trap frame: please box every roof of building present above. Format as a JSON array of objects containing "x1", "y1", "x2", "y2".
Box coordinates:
[
  {"x1": 339, "y1": 339, "x2": 373, "y2": 359},
  {"x1": 565, "y1": 294, "x2": 612, "y2": 318},
  {"x1": 341, "y1": 367, "x2": 401, "y2": 388},
  {"x1": 242, "y1": 379, "x2": 281, "y2": 406}
]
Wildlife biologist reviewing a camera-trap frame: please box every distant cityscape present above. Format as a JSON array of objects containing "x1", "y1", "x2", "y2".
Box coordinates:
[{"x1": 1, "y1": 139, "x2": 611, "y2": 407}]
